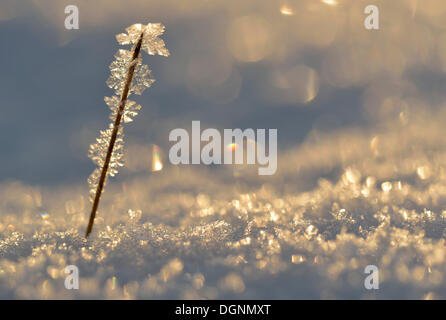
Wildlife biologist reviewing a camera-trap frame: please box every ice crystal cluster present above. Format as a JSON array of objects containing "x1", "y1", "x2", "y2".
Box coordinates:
[{"x1": 88, "y1": 23, "x2": 169, "y2": 202}]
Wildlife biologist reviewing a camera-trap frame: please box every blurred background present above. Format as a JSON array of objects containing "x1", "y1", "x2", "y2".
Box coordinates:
[{"x1": 1, "y1": 0, "x2": 445, "y2": 186}]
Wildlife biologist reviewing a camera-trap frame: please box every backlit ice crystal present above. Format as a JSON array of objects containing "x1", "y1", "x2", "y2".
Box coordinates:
[
  {"x1": 116, "y1": 23, "x2": 170, "y2": 57},
  {"x1": 106, "y1": 49, "x2": 155, "y2": 96},
  {"x1": 88, "y1": 124, "x2": 125, "y2": 201},
  {"x1": 87, "y1": 22, "x2": 168, "y2": 228},
  {"x1": 105, "y1": 96, "x2": 142, "y2": 123}
]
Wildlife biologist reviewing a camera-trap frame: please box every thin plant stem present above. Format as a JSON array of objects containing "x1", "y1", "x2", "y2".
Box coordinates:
[{"x1": 85, "y1": 32, "x2": 144, "y2": 238}]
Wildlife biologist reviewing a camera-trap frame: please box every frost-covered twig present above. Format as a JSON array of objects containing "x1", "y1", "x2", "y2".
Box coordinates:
[{"x1": 85, "y1": 23, "x2": 169, "y2": 237}]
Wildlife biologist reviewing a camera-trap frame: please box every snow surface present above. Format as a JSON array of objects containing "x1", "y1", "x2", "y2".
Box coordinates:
[{"x1": 1, "y1": 113, "x2": 446, "y2": 299}]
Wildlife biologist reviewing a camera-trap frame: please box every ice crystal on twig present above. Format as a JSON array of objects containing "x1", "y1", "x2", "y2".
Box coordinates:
[
  {"x1": 88, "y1": 124, "x2": 124, "y2": 174},
  {"x1": 86, "y1": 23, "x2": 169, "y2": 237},
  {"x1": 116, "y1": 23, "x2": 170, "y2": 57},
  {"x1": 106, "y1": 49, "x2": 156, "y2": 96},
  {"x1": 131, "y1": 64, "x2": 156, "y2": 95},
  {"x1": 105, "y1": 96, "x2": 141, "y2": 123}
]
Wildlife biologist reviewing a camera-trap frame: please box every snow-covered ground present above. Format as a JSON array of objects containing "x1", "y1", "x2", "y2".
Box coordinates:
[{"x1": 1, "y1": 111, "x2": 446, "y2": 299}]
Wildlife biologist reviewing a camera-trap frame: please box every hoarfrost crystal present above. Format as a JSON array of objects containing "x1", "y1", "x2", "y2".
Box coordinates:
[
  {"x1": 105, "y1": 96, "x2": 141, "y2": 123},
  {"x1": 131, "y1": 64, "x2": 155, "y2": 95},
  {"x1": 87, "y1": 22, "x2": 169, "y2": 213},
  {"x1": 106, "y1": 49, "x2": 156, "y2": 95},
  {"x1": 106, "y1": 49, "x2": 135, "y2": 95},
  {"x1": 88, "y1": 125, "x2": 124, "y2": 200},
  {"x1": 116, "y1": 23, "x2": 170, "y2": 57}
]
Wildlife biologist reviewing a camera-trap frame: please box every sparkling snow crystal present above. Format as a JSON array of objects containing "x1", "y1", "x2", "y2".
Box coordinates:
[{"x1": 2, "y1": 113, "x2": 446, "y2": 299}]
